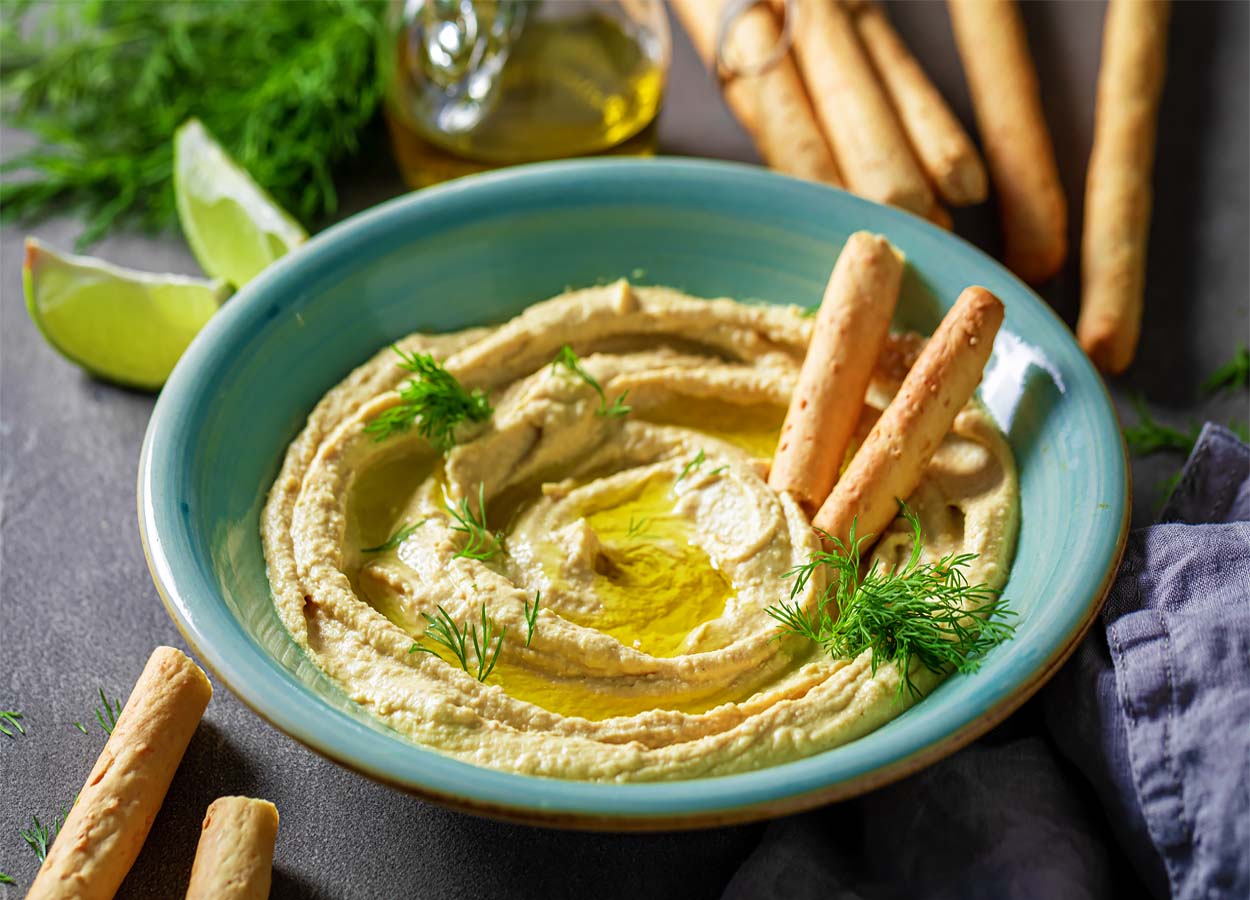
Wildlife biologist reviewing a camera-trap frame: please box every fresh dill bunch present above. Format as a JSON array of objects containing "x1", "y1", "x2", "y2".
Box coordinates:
[
  {"x1": 1202, "y1": 345, "x2": 1249, "y2": 395},
  {"x1": 94, "y1": 687, "x2": 123, "y2": 735},
  {"x1": 1123, "y1": 395, "x2": 1200, "y2": 457},
  {"x1": 0, "y1": 709, "x2": 25, "y2": 738},
  {"x1": 677, "y1": 449, "x2": 707, "y2": 483},
  {"x1": 551, "y1": 345, "x2": 631, "y2": 417},
  {"x1": 523, "y1": 591, "x2": 540, "y2": 647},
  {"x1": 0, "y1": 0, "x2": 385, "y2": 247},
  {"x1": 366, "y1": 347, "x2": 493, "y2": 450},
  {"x1": 446, "y1": 484, "x2": 502, "y2": 562},
  {"x1": 362, "y1": 519, "x2": 427, "y2": 554},
  {"x1": 767, "y1": 505, "x2": 1016, "y2": 700},
  {"x1": 410, "y1": 603, "x2": 505, "y2": 682}
]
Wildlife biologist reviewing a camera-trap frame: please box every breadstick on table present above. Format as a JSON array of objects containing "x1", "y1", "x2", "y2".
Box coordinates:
[
  {"x1": 1076, "y1": 0, "x2": 1170, "y2": 375},
  {"x1": 185, "y1": 797, "x2": 279, "y2": 900},
  {"x1": 948, "y1": 0, "x2": 1067, "y2": 283},
  {"x1": 769, "y1": 232, "x2": 904, "y2": 512},
  {"x1": 28, "y1": 646, "x2": 212, "y2": 900},
  {"x1": 786, "y1": 0, "x2": 934, "y2": 214},
  {"x1": 813, "y1": 286, "x2": 1004, "y2": 548},
  {"x1": 671, "y1": 0, "x2": 844, "y2": 186},
  {"x1": 851, "y1": 2, "x2": 989, "y2": 207}
]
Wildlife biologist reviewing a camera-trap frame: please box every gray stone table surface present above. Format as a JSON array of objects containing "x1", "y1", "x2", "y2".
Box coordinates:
[{"x1": 1, "y1": 2, "x2": 1246, "y2": 897}]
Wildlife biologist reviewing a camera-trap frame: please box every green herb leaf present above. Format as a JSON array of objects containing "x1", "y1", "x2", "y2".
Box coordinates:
[
  {"x1": 1202, "y1": 345, "x2": 1249, "y2": 395},
  {"x1": 19, "y1": 797, "x2": 73, "y2": 863},
  {"x1": 0, "y1": 871, "x2": 13, "y2": 884},
  {"x1": 73, "y1": 721, "x2": 87, "y2": 734},
  {"x1": 410, "y1": 603, "x2": 504, "y2": 682},
  {"x1": 446, "y1": 484, "x2": 502, "y2": 562},
  {"x1": 93, "y1": 687, "x2": 123, "y2": 736},
  {"x1": 766, "y1": 503, "x2": 1016, "y2": 700},
  {"x1": 524, "y1": 591, "x2": 540, "y2": 648},
  {"x1": 1123, "y1": 395, "x2": 1200, "y2": 457},
  {"x1": 0, "y1": 0, "x2": 385, "y2": 247},
  {"x1": 551, "y1": 345, "x2": 631, "y2": 418},
  {"x1": 366, "y1": 347, "x2": 492, "y2": 450},
  {"x1": 0, "y1": 710, "x2": 24, "y2": 738},
  {"x1": 361, "y1": 519, "x2": 427, "y2": 554},
  {"x1": 677, "y1": 449, "x2": 706, "y2": 483}
]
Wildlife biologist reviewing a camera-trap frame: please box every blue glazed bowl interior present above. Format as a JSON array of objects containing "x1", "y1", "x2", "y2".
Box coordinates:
[{"x1": 140, "y1": 160, "x2": 1127, "y2": 825}]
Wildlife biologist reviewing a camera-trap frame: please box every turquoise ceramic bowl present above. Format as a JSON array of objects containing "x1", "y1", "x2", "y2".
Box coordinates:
[{"x1": 139, "y1": 159, "x2": 1128, "y2": 829}]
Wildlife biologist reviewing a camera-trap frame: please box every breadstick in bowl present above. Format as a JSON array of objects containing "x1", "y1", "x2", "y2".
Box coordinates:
[
  {"x1": 28, "y1": 646, "x2": 212, "y2": 900},
  {"x1": 770, "y1": 231, "x2": 904, "y2": 513},
  {"x1": 1077, "y1": 0, "x2": 1170, "y2": 375},
  {"x1": 948, "y1": 0, "x2": 1067, "y2": 284},
  {"x1": 185, "y1": 796, "x2": 280, "y2": 900},
  {"x1": 813, "y1": 286, "x2": 1004, "y2": 548}
]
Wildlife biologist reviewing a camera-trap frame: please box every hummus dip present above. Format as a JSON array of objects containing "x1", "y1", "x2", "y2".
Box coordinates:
[{"x1": 262, "y1": 281, "x2": 1018, "y2": 781}]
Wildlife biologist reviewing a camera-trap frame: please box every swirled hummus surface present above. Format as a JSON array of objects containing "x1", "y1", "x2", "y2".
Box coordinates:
[{"x1": 261, "y1": 281, "x2": 1018, "y2": 781}]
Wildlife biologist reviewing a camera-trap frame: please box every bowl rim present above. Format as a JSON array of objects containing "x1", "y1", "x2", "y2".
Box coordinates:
[{"x1": 138, "y1": 157, "x2": 1130, "y2": 830}]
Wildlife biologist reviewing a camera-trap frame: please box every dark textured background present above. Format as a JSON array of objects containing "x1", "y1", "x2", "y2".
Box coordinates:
[{"x1": 1, "y1": 2, "x2": 1246, "y2": 896}]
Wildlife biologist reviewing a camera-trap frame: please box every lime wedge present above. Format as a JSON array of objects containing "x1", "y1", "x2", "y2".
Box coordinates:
[
  {"x1": 23, "y1": 238, "x2": 229, "y2": 390},
  {"x1": 174, "y1": 118, "x2": 307, "y2": 289}
]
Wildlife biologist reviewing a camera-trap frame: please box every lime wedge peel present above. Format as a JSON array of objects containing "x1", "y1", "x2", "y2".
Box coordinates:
[
  {"x1": 23, "y1": 238, "x2": 230, "y2": 391},
  {"x1": 174, "y1": 118, "x2": 307, "y2": 289}
]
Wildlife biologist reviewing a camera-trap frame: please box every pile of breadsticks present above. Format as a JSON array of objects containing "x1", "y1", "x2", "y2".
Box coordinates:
[
  {"x1": 768, "y1": 231, "x2": 1003, "y2": 547},
  {"x1": 672, "y1": 0, "x2": 1170, "y2": 375},
  {"x1": 26, "y1": 647, "x2": 278, "y2": 900}
]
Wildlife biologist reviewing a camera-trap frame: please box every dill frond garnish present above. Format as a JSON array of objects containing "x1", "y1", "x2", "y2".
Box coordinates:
[
  {"x1": 94, "y1": 688, "x2": 123, "y2": 735},
  {"x1": 362, "y1": 519, "x2": 427, "y2": 554},
  {"x1": 0, "y1": 710, "x2": 24, "y2": 738},
  {"x1": 73, "y1": 721, "x2": 87, "y2": 734},
  {"x1": 524, "y1": 591, "x2": 540, "y2": 647},
  {"x1": 410, "y1": 603, "x2": 505, "y2": 682},
  {"x1": 766, "y1": 504, "x2": 1016, "y2": 700},
  {"x1": 365, "y1": 347, "x2": 492, "y2": 450},
  {"x1": 1123, "y1": 395, "x2": 1200, "y2": 456},
  {"x1": 0, "y1": 871, "x2": 13, "y2": 884},
  {"x1": 677, "y1": 449, "x2": 706, "y2": 483},
  {"x1": 709, "y1": 465, "x2": 729, "y2": 477},
  {"x1": 446, "y1": 484, "x2": 502, "y2": 562},
  {"x1": 0, "y1": 0, "x2": 385, "y2": 247},
  {"x1": 1202, "y1": 345, "x2": 1249, "y2": 394},
  {"x1": 19, "y1": 796, "x2": 74, "y2": 863},
  {"x1": 551, "y1": 345, "x2": 631, "y2": 418}
]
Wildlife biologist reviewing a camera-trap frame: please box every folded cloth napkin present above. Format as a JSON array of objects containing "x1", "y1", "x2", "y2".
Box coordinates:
[{"x1": 722, "y1": 424, "x2": 1249, "y2": 900}]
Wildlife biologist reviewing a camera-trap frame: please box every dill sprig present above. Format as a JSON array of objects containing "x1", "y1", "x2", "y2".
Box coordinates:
[
  {"x1": 523, "y1": 591, "x2": 540, "y2": 647},
  {"x1": 19, "y1": 796, "x2": 74, "y2": 863},
  {"x1": 1123, "y1": 395, "x2": 1200, "y2": 457},
  {"x1": 677, "y1": 449, "x2": 706, "y2": 483},
  {"x1": 0, "y1": 871, "x2": 13, "y2": 884},
  {"x1": 366, "y1": 347, "x2": 492, "y2": 450},
  {"x1": 94, "y1": 688, "x2": 123, "y2": 736},
  {"x1": 0, "y1": 0, "x2": 385, "y2": 247},
  {"x1": 447, "y1": 484, "x2": 502, "y2": 562},
  {"x1": 626, "y1": 516, "x2": 656, "y2": 539},
  {"x1": 362, "y1": 519, "x2": 427, "y2": 554},
  {"x1": 1202, "y1": 345, "x2": 1249, "y2": 395},
  {"x1": 0, "y1": 710, "x2": 24, "y2": 738},
  {"x1": 766, "y1": 505, "x2": 1016, "y2": 700},
  {"x1": 551, "y1": 345, "x2": 631, "y2": 418},
  {"x1": 410, "y1": 603, "x2": 505, "y2": 682}
]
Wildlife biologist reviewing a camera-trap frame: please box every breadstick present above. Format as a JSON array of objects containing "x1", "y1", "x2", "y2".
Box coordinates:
[
  {"x1": 813, "y1": 286, "x2": 1004, "y2": 547},
  {"x1": 851, "y1": 2, "x2": 988, "y2": 207},
  {"x1": 672, "y1": 0, "x2": 844, "y2": 186},
  {"x1": 28, "y1": 647, "x2": 212, "y2": 900},
  {"x1": 769, "y1": 232, "x2": 904, "y2": 512},
  {"x1": 787, "y1": 0, "x2": 933, "y2": 214},
  {"x1": 185, "y1": 797, "x2": 279, "y2": 900},
  {"x1": 948, "y1": 0, "x2": 1067, "y2": 283},
  {"x1": 1076, "y1": 0, "x2": 1170, "y2": 375}
]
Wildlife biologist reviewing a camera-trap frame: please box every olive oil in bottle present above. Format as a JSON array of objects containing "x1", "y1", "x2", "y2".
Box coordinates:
[{"x1": 381, "y1": 0, "x2": 670, "y2": 187}]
